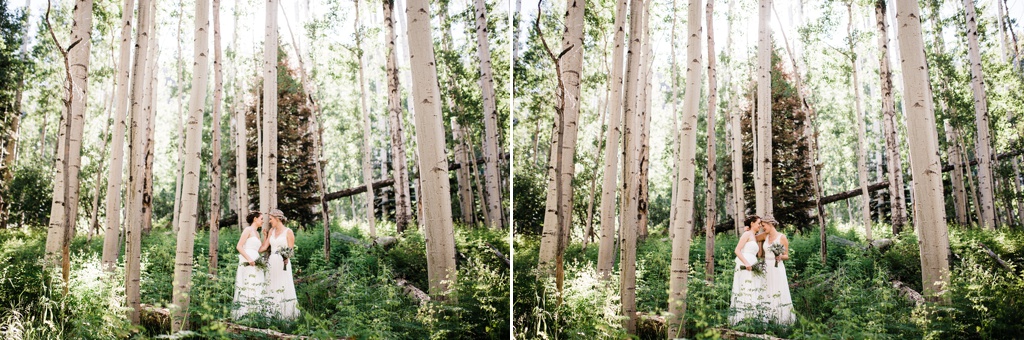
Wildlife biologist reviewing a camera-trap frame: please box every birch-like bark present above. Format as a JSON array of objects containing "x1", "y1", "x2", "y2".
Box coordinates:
[
  {"x1": 704, "y1": 0, "x2": 718, "y2": 282},
  {"x1": 405, "y1": 0, "x2": 457, "y2": 297},
  {"x1": 452, "y1": 118, "x2": 475, "y2": 224},
  {"x1": 172, "y1": 3, "x2": 185, "y2": 233},
  {"x1": 755, "y1": 0, "x2": 772, "y2": 217},
  {"x1": 668, "y1": 0, "x2": 702, "y2": 335},
  {"x1": 849, "y1": 2, "x2": 871, "y2": 240},
  {"x1": 171, "y1": 0, "x2": 210, "y2": 331},
  {"x1": 876, "y1": 0, "x2": 906, "y2": 233},
  {"x1": 963, "y1": 0, "x2": 996, "y2": 230},
  {"x1": 44, "y1": 0, "x2": 94, "y2": 272},
  {"x1": 537, "y1": 0, "x2": 587, "y2": 277},
  {"x1": 102, "y1": 0, "x2": 136, "y2": 271},
  {"x1": 1014, "y1": 157, "x2": 1023, "y2": 224},
  {"x1": 356, "y1": 0, "x2": 376, "y2": 237},
  {"x1": 88, "y1": 91, "x2": 114, "y2": 241},
  {"x1": 261, "y1": 0, "x2": 279, "y2": 234},
  {"x1": 637, "y1": 5, "x2": 653, "y2": 241},
  {"x1": 894, "y1": 0, "x2": 951, "y2": 301},
  {"x1": 944, "y1": 121, "x2": 968, "y2": 224},
  {"x1": 124, "y1": 0, "x2": 152, "y2": 322},
  {"x1": 474, "y1": 0, "x2": 505, "y2": 229},
  {"x1": 669, "y1": 0, "x2": 681, "y2": 235},
  {"x1": 385, "y1": 0, "x2": 411, "y2": 232},
  {"x1": 619, "y1": 0, "x2": 645, "y2": 332},
  {"x1": 727, "y1": 0, "x2": 743, "y2": 234},
  {"x1": 141, "y1": 6, "x2": 158, "y2": 235},
  {"x1": 209, "y1": 0, "x2": 224, "y2": 276},
  {"x1": 596, "y1": 0, "x2": 629, "y2": 279}
]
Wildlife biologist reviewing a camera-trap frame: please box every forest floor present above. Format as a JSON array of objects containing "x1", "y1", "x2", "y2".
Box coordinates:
[
  {"x1": 0, "y1": 220, "x2": 510, "y2": 339},
  {"x1": 513, "y1": 222, "x2": 1024, "y2": 339}
]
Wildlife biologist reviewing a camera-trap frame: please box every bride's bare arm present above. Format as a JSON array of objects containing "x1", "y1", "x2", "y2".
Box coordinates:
[
  {"x1": 236, "y1": 228, "x2": 255, "y2": 265},
  {"x1": 259, "y1": 230, "x2": 272, "y2": 253},
  {"x1": 778, "y1": 234, "x2": 790, "y2": 261},
  {"x1": 734, "y1": 233, "x2": 752, "y2": 269},
  {"x1": 286, "y1": 229, "x2": 295, "y2": 248}
]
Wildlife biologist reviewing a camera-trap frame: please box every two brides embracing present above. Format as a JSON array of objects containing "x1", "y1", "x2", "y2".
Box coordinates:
[
  {"x1": 730, "y1": 214, "x2": 796, "y2": 325},
  {"x1": 231, "y1": 209, "x2": 301, "y2": 320}
]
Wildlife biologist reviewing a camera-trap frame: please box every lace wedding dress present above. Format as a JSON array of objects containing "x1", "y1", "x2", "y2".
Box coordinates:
[
  {"x1": 762, "y1": 234, "x2": 795, "y2": 324},
  {"x1": 232, "y1": 233, "x2": 266, "y2": 319},
  {"x1": 266, "y1": 229, "x2": 300, "y2": 319},
  {"x1": 729, "y1": 231, "x2": 766, "y2": 325}
]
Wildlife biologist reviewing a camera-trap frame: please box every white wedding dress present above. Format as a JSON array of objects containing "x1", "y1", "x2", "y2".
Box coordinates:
[
  {"x1": 266, "y1": 229, "x2": 300, "y2": 319},
  {"x1": 232, "y1": 233, "x2": 266, "y2": 319},
  {"x1": 729, "y1": 231, "x2": 766, "y2": 325},
  {"x1": 761, "y1": 234, "x2": 796, "y2": 324}
]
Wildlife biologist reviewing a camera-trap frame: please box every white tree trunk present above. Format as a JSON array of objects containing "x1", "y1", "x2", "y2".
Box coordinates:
[
  {"x1": 963, "y1": 0, "x2": 996, "y2": 230},
  {"x1": 704, "y1": 0, "x2": 718, "y2": 282},
  {"x1": 944, "y1": 121, "x2": 968, "y2": 225},
  {"x1": 876, "y1": 1, "x2": 906, "y2": 233},
  {"x1": 668, "y1": 0, "x2": 702, "y2": 335},
  {"x1": 261, "y1": 0, "x2": 279, "y2": 234},
  {"x1": 755, "y1": 0, "x2": 772, "y2": 217},
  {"x1": 726, "y1": 2, "x2": 744, "y2": 235},
  {"x1": 172, "y1": 4, "x2": 185, "y2": 233},
  {"x1": 619, "y1": 0, "x2": 646, "y2": 332},
  {"x1": 141, "y1": 5, "x2": 159, "y2": 235},
  {"x1": 894, "y1": 0, "x2": 951, "y2": 301},
  {"x1": 405, "y1": 0, "x2": 457, "y2": 298},
  {"x1": 102, "y1": 0, "x2": 137, "y2": 271},
  {"x1": 44, "y1": 0, "x2": 95, "y2": 272},
  {"x1": 474, "y1": 0, "x2": 505, "y2": 229},
  {"x1": 356, "y1": 0, "x2": 376, "y2": 237},
  {"x1": 124, "y1": 0, "x2": 152, "y2": 323},
  {"x1": 596, "y1": 0, "x2": 629, "y2": 279},
  {"x1": 172, "y1": 0, "x2": 210, "y2": 330},
  {"x1": 209, "y1": 0, "x2": 224, "y2": 276},
  {"x1": 537, "y1": 0, "x2": 587, "y2": 277},
  {"x1": 1014, "y1": 157, "x2": 1023, "y2": 223},
  {"x1": 849, "y1": 3, "x2": 871, "y2": 240},
  {"x1": 637, "y1": 6, "x2": 653, "y2": 241},
  {"x1": 385, "y1": 0, "x2": 411, "y2": 232},
  {"x1": 451, "y1": 118, "x2": 475, "y2": 224},
  {"x1": 88, "y1": 90, "x2": 114, "y2": 241}
]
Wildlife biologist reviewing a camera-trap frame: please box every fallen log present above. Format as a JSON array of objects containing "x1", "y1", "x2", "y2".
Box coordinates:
[
  {"x1": 486, "y1": 242, "x2": 511, "y2": 266},
  {"x1": 217, "y1": 153, "x2": 510, "y2": 228},
  {"x1": 891, "y1": 280, "x2": 924, "y2": 305},
  {"x1": 139, "y1": 304, "x2": 326, "y2": 339},
  {"x1": 941, "y1": 149, "x2": 1024, "y2": 173},
  {"x1": 979, "y1": 243, "x2": 1013, "y2": 272},
  {"x1": 397, "y1": 278, "x2": 431, "y2": 303},
  {"x1": 712, "y1": 328, "x2": 790, "y2": 340},
  {"x1": 827, "y1": 235, "x2": 893, "y2": 252}
]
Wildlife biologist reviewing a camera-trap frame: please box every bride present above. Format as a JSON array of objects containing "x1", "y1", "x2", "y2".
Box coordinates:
[
  {"x1": 232, "y1": 212, "x2": 267, "y2": 319},
  {"x1": 260, "y1": 209, "x2": 300, "y2": 319},
  {"x1": 760, "y1": 215, "x2": 796, "y2": 324},
  {"x1": 730, "y1": 215, "x2": 767, "y2": 325}
]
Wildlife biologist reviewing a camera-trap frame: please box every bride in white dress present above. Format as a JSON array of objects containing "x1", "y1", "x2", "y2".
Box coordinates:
[
  {"x1": 232, "y1": 212, "x2": 267, "y2": 319},
  {"x1": 760, "y1": 215, "x2": 795, "y2": 324},
  {"x1": 260, "y1": 209, "x2": 300, "y2": 319},
  {"x1": 730, "y1": 215, "x2": 767, "y2": 325}
]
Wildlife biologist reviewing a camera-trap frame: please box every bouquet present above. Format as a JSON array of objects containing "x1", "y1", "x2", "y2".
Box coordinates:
[
  {"x1": 750, "y1": 260, "x2": 767, "y2": 277},
  {"x1": 276, "y1": 247, "x2": 295, "y2": 270},
  {"x1": 243, "y1": 256, "x2": 268, "y2": 271},
  {"x1": 768, "y1": 243, "x2": 785, "y2": 267}
]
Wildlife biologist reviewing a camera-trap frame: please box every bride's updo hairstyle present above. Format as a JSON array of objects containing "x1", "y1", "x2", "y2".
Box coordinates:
[
  {"x1": 743, "y1": 215, "x2": 761, "y2": 228},
  {"x1": 245, "y1": 211, "x2": 261, "y2": 224}
]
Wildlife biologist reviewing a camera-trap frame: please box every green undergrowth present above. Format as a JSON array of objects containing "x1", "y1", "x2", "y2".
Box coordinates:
[
  {"x1": 514, "y1": 223, "x2": 1024, "y2": 339},
  {"x1": 0, "y1": 220, "x2": 510, "y2": 339}
]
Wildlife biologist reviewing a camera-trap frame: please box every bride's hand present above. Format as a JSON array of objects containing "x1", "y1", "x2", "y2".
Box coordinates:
[
  {"x1": 746, "y1": 264, "x2": 752, "y2": 271},
  {"x1": 248, "y1": 260, "x2": 256, "y2": 266}
]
